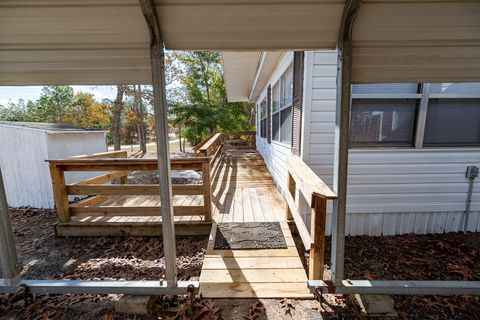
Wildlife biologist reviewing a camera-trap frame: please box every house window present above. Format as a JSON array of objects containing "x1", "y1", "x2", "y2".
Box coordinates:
[
  {"x1": 256, "y1": 104, "x2": 260, "y2": 136},
  {"x1": 272, "y1": 83, "x2": 280, "y2": 141},
  {"x1": 260, "y1": 97, "x2": 267, "y2": 138},
  {"x1": 271, "y1": 65, "x2": 294, "y2": 144},
  {"x1": 350, "y1": 82, "x2": 480, "y2": 148},
  {"x1": 350, "y1": 84, "x2": 420, "y2": 147},
  {"x1": 350, "y1": 99, "x2": 417, "y2": 147},
  {"x1": 424, "y1": 98, "x2": 480, "y2": 146}
]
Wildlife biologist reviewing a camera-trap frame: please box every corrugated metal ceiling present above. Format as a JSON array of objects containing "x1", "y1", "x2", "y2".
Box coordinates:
[{"x1": 0, "y1": 0, "x2": 479, "y2": 85}]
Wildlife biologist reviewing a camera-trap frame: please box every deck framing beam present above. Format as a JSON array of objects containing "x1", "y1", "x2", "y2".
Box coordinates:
[
  {"x1": 331, "y1": 0, "x2": 361, "y2": 286},
  {"x1": 139, "y1": 0, "x2": 177, "y2": 288}
]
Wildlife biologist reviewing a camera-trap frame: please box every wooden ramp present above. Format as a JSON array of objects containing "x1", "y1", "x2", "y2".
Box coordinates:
[{"x1": 199, "y1": 151, "x2": 311, "y2": 298}]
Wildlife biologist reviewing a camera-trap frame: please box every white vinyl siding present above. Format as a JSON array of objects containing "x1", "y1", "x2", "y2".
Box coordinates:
[{"x1": 301, "y1": 50, "x2": 480, "y2": 236}]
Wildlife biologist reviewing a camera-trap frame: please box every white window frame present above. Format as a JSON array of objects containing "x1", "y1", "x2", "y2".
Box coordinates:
[
  {"x1": 350, "y1": 82, "x2": 480, "y2": 149},
  {"x1": 271, "y1": 64, "x2": 293, "y2": 146}
]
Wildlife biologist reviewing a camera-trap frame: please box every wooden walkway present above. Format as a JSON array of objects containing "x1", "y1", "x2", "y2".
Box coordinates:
[
  {"x1": 49, "y1": 145, "x2": 312, "y2": 298},
  {"x1": 199, "y1": 151, "x2": 311, "y2": 298}
]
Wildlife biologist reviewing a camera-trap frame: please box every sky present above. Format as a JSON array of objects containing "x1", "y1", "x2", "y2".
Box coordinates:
[{"x1": 0, "y1": 85, "x2": 118, "y2": 106}]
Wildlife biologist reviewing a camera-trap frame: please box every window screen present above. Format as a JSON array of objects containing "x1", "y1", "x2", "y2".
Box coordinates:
[
  {"x1": 272, "y1": 83, "x2": 280, "y2": 141},
  {"x1": 279, "y1": 66, "x2": 293, "y2": 144},
  {"x1": 424, "y1": 99, "x2": 480, "y2": 146},
  {"x1": 260, "y1": 98, "x2": 267, "y2": 138},
  {"x1": 350, "y1": 99, "x2": 417, "y2": 146},
  {"x1": 280, "y1": 107, "x2": 292, "y2": 143}
]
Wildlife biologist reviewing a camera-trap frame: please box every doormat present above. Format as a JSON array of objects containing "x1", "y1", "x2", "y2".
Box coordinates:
[{"x1": 214, "y1": 222, "x2": 287, "y2": 250}]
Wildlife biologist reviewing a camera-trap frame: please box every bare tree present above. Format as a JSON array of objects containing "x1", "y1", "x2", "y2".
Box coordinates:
[
  {"x1": 111, "y1": 85, "x2": 125, "y2": 150},
  {"x1": 135, "y1": 85, "x2": 147, "y2": 155},
  {"x1": 243, "y1": 102, "x2": 256, "y2": 130}
]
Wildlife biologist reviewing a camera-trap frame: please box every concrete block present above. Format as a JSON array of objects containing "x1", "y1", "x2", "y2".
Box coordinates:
[
  {"x1": 355, "y1": 294, "x2": 398, "y2": 317},
  {"x1": 116, "y1": 295, "x2": 154, "y2": 315}
]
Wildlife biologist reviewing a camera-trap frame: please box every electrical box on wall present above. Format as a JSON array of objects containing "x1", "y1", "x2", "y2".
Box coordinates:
[{"x1": 466, "y1": 166, "x2": 479, "y2": 179}]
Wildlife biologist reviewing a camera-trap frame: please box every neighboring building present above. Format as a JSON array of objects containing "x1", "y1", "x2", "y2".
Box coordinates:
[
  {"x1": 222, "y1": 51, "x2": 480, "y2": 236},
  {"x1": 0, "y1": 122, "x2": 107, "y2": 208}
]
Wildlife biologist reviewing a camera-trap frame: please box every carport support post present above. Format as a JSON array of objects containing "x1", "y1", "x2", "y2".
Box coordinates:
[
  {"x1": 0, "y1": 168, "x2": 20, "y2": 286},
  {"x1": 139, "y1": 0, "x2": 177, "y2": 288},
  {"x1": 331, "y1": 0, "x2": 360, "y2": 286}
]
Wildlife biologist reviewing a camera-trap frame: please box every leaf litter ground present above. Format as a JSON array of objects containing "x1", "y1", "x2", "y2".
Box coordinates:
[{"x1": 1, "y1": 208, "x2": 479, "y2": 319}]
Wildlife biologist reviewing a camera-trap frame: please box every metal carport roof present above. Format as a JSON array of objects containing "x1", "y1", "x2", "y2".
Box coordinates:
[{"x1": 1, "y1": 0, "x2": 479, "y2": 86}]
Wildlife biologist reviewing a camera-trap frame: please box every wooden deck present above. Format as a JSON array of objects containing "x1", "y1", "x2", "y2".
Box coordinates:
[
  {"x1": 199, "y1": 151, "x2": 311, "y2": 298},
  {"x1": 62, "y1": 150, "x2": 311, "y2": 298},
  {"x1": 49, "y1": 136, "x2": 315, "y2": 298}
]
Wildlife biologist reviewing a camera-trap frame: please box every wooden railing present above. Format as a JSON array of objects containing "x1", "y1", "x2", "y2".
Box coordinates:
[
  {"x1": 194, "y1": 131, "x2": 256, "y2": 182},
  {"x1": 285, "y1": 154, "x2": 337, "y2": 280},
  {"x1": 223, "y1": 131, "x2": 256, "y2": 151},
  {"x1": 47, "y1": 150, "x2": 212, "y2": 224},
  {"x1": 195, "y1": 131, "x2": 256, "y2": 156}
]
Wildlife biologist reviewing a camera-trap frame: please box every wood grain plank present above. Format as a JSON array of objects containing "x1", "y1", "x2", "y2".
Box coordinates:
[
  {"x1": 201, "y1": 257, "x2": 303, "y2": 270},
  {"x1": 249, "y1": 188, "x2": 265, "y2": 222},
  {"x1": 242, "y1": 188, "x2": 254, "y2": 222},
  {"x1": 199, "y1": 282, "x2": 311, "y2": 299},
  {"x1": 199, "y1": 268, "x2": 307, "y2": 283}
]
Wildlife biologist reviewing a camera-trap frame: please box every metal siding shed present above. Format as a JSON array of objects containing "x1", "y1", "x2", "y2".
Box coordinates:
[{"x1": 0, "y1": 122, "x2": 107, "y2": 208}]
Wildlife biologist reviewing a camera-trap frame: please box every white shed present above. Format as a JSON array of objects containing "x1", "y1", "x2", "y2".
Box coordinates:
[{"x1": 0, "y1": 121, "x2": 107, "y2": 208}]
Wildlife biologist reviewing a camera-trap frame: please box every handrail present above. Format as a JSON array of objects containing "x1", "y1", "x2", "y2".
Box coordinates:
[
  {"x1": 195, "y1": 131, "x2": 256, "y2": 157},
  {"x1": 68, "y1": 150, "x2": 128, "y2": 159},
  {"x1": 197, "y1": 133, "x2": 224, "y2": 157},
  {"x1": 287, "y1": 155, "x2": 337, "y2": 203},
  {"x1": 192, "y1": 133, "x2": 215, "y2": 153},
  {"x1": 285, "y1": 154, "x2": 337, "y2": 281}
]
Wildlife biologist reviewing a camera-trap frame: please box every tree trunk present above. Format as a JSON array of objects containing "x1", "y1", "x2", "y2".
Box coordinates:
[
  {"x1": 178, "y1": 125, "x2": 183, "y2": 153},
  {"x1": 133, "y1": 85, "x2": 147, "y2": 155},
  {"x1": 111, "y1": 85, "x2": 125, "y2": 150},
  {"x1": 243, "y1": 102, "x2": 255, "y2": 130}
]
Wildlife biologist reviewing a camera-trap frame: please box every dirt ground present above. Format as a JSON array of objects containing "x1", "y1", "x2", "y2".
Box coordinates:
[{"x1": 1, "y1": 208, "x2": 480, "y2": 319}]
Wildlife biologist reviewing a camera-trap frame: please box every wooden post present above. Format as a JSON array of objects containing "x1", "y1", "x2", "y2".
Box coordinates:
[
  {"x1": 119, "y1": 151, "x2": 129, "y2": 184},
  {"x1": 285, "y1": 173, "x2": 295, "y2": 221},
  {"x1": 120, "y1": 172, "x2": 129, "y2": 184},
  {"x1": 309, "y1": 196, "x2": 327, "y2": 280},
  {"x1": 49, "y1": 163, "x2": 70, "y2": 223},
  {"x1": 202, "y1": 162, "x2": 212, "y2": 222}
]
